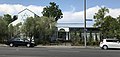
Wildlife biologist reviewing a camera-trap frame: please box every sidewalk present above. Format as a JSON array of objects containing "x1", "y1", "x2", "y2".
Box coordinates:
[
  {"x1": 36, "y1": 45, "x2": 99, "y2": 49},
  {"x1": 0, "y1": 44, "x2": 99, "y2": 49},
  {"x1": 0, "y1": 44, "x2": 7, "y2": 47}
]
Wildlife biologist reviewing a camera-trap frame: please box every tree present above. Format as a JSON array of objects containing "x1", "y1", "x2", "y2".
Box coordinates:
[
  {"x1": 102, "y1": 16, "x2": 118, "y2": 38},
  {"x1": 0, "y1": 17, "x2": 8, "y2": 43},
  {"x1": 3, "y1": 14, "x2": 17, "y2": 25},
  {"x1": 3, "y1": 14, "x2": 12, "y2": 25},
  {"x1": 116, "y1": 16, "x2": 120, "y2": 39},
  {"x1": 0, "y1": 14, "x2": 17, "y2": 43},
  {"x1": 94, "y1": 7, "x2": 109, "y2": 27},
  {"x1": 70, "y1": 29, "x2": 82, "y2": 46},
  {"x1": 42, "y1": 2, "x2": 63, "y2": 21},
  {"x1": 21, "y1": 16, "x2": 56, "y2": 45},
  {"x1": 94, "y1": 7, "x2": 109, "y2": 38},
  {"x1": 34, "y1": 16, "x2": 56, "y2": 45},
  {"x1": 8, "y1": 24, "x2": 14, "y2": 38},
  {"x1": 22, "y1": 17, "x2": 35, "y2": 42},
  {"x1": 14, "y1": 22, "x2": 22, "y2": 37}
]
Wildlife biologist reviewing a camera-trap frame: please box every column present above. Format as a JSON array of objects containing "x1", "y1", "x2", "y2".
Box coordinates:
[{"x1": 66, "y1": 32, "x2": 68, "y2": 40}]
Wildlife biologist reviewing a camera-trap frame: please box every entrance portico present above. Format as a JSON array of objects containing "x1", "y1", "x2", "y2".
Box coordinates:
[{"x1": 57, "y1": 27, "x2": 70, "y2": 41}]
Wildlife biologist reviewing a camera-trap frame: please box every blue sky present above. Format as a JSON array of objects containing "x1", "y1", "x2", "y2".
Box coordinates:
[
  {"x1": 0, "y1": 0, "x2": 120, "y2": 24},
  {"x1": 0, "y1": 0, "x2": 120, "y2": 11}
]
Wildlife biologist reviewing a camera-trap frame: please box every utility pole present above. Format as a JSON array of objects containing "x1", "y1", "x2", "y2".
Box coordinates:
[{"x1": 84, "y1": 0, "x2": 87, "y2": 47}]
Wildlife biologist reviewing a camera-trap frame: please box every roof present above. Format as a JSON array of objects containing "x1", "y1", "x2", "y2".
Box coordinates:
[
  {"x1": 18, "y1": 8, "x2": 39, "y2": 17},
  {"x1": 56, "y1": 22, "x2": 95, "y2": 28}
]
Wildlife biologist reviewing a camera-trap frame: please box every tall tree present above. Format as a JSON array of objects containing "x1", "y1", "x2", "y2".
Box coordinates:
[
  {"x1": 102, "y1": 16, "x2": 118, "y2": 38},
  {"x1": 0, "y1": 17, "x2": 8, "y2": 43},
  {"x1": 3, "y1": 14, "x2": 12, "y2": 25},
  {"x1": 23, "y1": 17, "x2": 35, "y2": 41},
  {"x1": 42, "y1": 2, "x2": 63, "y2": 21},
  {"x1": 116, "y1": 16, "x2": 120, "y2": 39},
  {"x1": 8, "y1": 24, "x2": 14, "y2": 38},
  {"x1": 94, "y1": 7, "x2": 109, "y2": 38},
  {"x1": 0, "y1": 14, "x2": 17, "y2": 43},
  {"x1": 21, "y1": 16, "x2": 56, "y2": 44},
  {"x1": 3, "y1": 14, "x2": 17, "y2": 25},
  {"x1": 94, "y1": 7, "x2": 109, "y2": 27},
  {"x1": 13, "y1": 22, "x2": 22, "y2": 37}
]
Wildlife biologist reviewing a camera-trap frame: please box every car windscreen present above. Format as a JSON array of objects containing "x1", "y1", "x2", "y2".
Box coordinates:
[
  {"x1": 14, "y1": 38, "x2": 20, "y2": 41},
  {"x1": 106, "y1": 40, "x2": 118, "y2": 42},
  {"x1": 22, "y1": 38, "x2": 29, "y2": 42}
]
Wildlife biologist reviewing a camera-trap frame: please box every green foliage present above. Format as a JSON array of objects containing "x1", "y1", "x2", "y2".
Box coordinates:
[
  {"x1": 3, "y1": 14, "x2": 16, "y2": 25},
  {"x1": 89, "y1": 31, "x2": 93, "y2": 42},
  {"x1": 87, "y1": 31, "x2": 94, "y2": 46},
  {"x1": 21, "y1": 16, "x2": 56, "y2": 45},
  {"x1": 8, "y1": 24, "x2": 14, "y2": 38},
  {"x1": 94, "y1": 7, "x2": 109, "y2": 27},
  {"x1": 116, "y1": 16, "x2": 120, "y2": 39},
  {"x1": 42, "y1": 2, "x2": 63, "y2": 21},
  {"x1": 70, "y1": 31, "x2": 82, "y2": 46},
  {"x1": 94, "y1": 7, "x2": 119, "y2": 39},
  {"x1": 0, "y1": 14, "x2": 17, "y2": 43},
  {"x1": 3, "y1": 14, "x2": 12, "y2": 25},
  {"x1": 102, "y1": 16, "x2": 118, "y2": 38},
  {"x1": 24, "y1": 17, "x2": 35, "y2": 37},
  {"x1": 0, "y1": 17, "x2": 8, "y2": 43},
  {"x1": 8, "y1": 23, "x2": 22, "y2": 38},
  {"x1": 13, "y1": 23, "x2": 22, "y2": 37}
]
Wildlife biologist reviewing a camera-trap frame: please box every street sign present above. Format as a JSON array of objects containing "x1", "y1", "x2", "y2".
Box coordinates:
[{"x1": 86, "y1": 19, "x2": 93, "y2": 21}]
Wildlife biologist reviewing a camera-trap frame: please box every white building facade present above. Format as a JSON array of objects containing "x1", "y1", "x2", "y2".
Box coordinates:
[{"x1": 11, "y1": 8, "x2": 100, "y2": 42}]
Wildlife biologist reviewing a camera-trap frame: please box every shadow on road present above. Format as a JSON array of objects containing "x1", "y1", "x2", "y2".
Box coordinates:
[{"x1": 107, "y1": 48, "x2": 120, "y2": 50}]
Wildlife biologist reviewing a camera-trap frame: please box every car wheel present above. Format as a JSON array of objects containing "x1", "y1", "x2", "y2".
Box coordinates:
[
  {"x1": 103, "y1": 45, "x2": 108, "y2": 50},
  {"x1": 26, "y1": 44, "x2": 30, "y2": 47},
  {"x1": 9, "y1": 43, "x2": 14, "y2": 47}
]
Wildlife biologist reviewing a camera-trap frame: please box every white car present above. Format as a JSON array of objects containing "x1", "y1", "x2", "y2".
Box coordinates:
[{"x1": 100, "y1": 39, "x2": 120, "y2": 50}]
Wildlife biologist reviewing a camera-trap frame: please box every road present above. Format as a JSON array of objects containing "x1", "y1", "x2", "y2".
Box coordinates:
[{"x1": 0, "y1": 47, "x2": 120, "y2": 57}]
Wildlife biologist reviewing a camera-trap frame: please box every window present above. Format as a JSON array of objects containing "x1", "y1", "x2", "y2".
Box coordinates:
[
  {"x1": 23, "y1": 38, "x2": 29, "y2": 42},
  {"x1": 106, "y1": 40, "x2": 118, "y2": 42},
  {"x1": 14, "y1": 38, "x2": 24, "y2": 41},
  {"x1": 14, "y1": 38, "x2": 20, "y2": 41}
]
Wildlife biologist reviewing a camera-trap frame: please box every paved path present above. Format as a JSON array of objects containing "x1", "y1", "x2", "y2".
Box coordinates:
[
  {"x1": 0, "y1": 46, "x2": 120, "y2": 57},
  {"x1": 0, "y1": 44, "x2": 99, "y2": 49},
  {"x1": 36, "y1": 45, "x2": 99, "y2": 49}
]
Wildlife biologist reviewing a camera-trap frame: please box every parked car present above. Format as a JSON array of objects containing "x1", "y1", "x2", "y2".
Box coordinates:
[
  {"x1": 100, "y1": 39, "x2": 120, "y2": 50},
  {"x1": 5, "y1": 38, "x2": 36, "y2": 47}
]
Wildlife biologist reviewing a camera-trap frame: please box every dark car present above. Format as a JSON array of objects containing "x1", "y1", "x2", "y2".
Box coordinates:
[{"x1": 6, "y1": 38, "x2": 36, "y2": 47}]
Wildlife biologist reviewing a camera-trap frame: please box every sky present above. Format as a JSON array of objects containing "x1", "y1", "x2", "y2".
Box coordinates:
[{"x1": 0, "y1": 0, "x2": 120, "y2": 24}]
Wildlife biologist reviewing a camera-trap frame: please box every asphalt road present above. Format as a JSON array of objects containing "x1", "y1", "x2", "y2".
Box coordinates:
[{"x1": 0, "y1": 47, "x2": 120, "y2": 57}]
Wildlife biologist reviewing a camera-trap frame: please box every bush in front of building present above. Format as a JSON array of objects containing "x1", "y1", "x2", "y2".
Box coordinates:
[
  {"x1": 87, "y1": 41, "x2": 100, "y2": 46},
  {"x1": 71, "y1": 32, "x2": 83, "y2": 46}
]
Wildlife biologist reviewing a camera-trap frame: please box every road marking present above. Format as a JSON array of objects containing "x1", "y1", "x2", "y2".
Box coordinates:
[{"x1": 48, "y1": 50, "x2": 79, "y2": 53}]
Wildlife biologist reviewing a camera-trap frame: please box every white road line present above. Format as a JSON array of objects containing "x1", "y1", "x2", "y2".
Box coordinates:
[{"x1": 48, "y1": 50, "x2": 80, "y2": 53}]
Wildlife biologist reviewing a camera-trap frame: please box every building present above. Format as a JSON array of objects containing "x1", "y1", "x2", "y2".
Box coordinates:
[
  {"x1": 12, "y1": 8, "x2": 38, "y2": 25},
  {"x1": 12, "y1": 8, "x2": 100, "y2": 42},
  {"x1": 56, "y1": 21, "x2": 100, "y2": 42}
]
